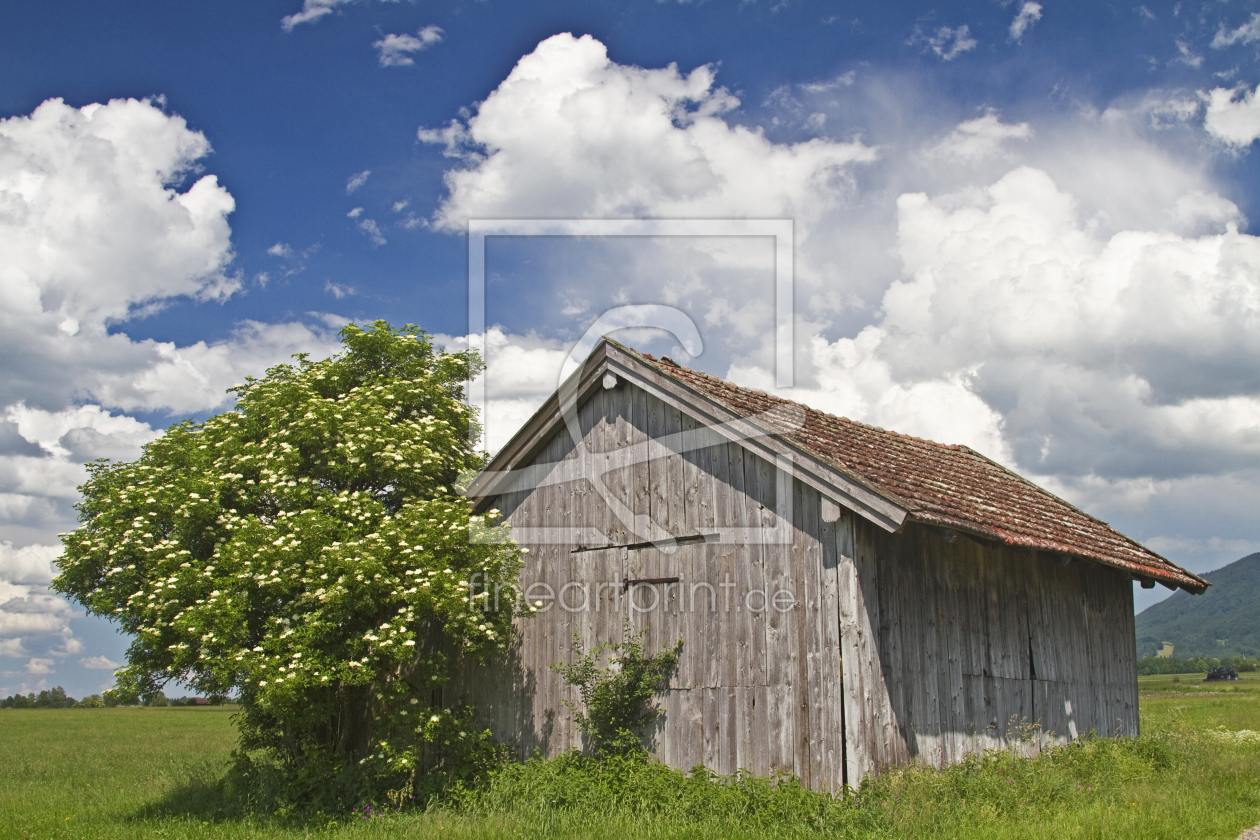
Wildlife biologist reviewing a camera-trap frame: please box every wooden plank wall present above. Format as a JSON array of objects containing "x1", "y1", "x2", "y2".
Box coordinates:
[
  {"x1": 447, "y1": 380, "x2": 1141, "y2": 791},
  {"x1": 447, "y1": 381, "x2": 848, "y2": 792},
  {"x1": 847, "y1": 520, "x2": 1141, "y2": 782},
  {"x1": 836, "y1": 508, "x2": 907, "y2": 783}
]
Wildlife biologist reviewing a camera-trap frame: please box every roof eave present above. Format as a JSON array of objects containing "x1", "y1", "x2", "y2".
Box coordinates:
[{"x1": 908, "y1": 511, "x2": 1210, "y2": 594}]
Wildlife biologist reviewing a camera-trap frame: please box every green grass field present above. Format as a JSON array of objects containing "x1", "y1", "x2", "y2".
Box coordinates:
[
  {"x1": 4, "y1": 678, "x2": 1260, "y2": 840},
  {"x1": 1140, "y1": 671, "x2": 1260, "y2": 732}
]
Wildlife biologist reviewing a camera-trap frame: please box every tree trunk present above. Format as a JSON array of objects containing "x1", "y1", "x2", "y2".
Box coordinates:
[{"x1": 334, "y1": 684, "x2": 375, "y2": 761}]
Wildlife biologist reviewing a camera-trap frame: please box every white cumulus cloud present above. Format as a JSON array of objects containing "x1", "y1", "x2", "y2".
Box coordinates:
[
  {"x1": 436, "y1": 327, "x2": 573, "y2": 452},
  {"x1": 419, "y1": 33, "x2": 876, "y2": 232},
  {"x1": 1204, "y1": 85, "x2": 1260, "y2": 148},
  {"x1": 0, "y1": 578, "x2": 77, "y2": 659},
  {"x1": 748, "y1": 167, "x2": 1260, "y2": 490},
  {"x1": 281, "y1": 0, "x2": 359, "y2": 31},
  {"x1": 374, "y1": 26, "x2": 444, "y2": 67},
  {"x1": 356, "y1": 218, "x2": 386, "y2": 246},
  {"x1": 25, "y1": 657, "x2": 54, "y2": 675},
  {"x1": 0, "y1": 98, "x2": 341, "y2": 421},
  {"x1": 0, "y1": 97, "x2": 237, "y2": 333},
  {"x1": 914, "y1": 25, "x2": 978, "y2": 61},
  {"x1": 1009, "y1": 2, "x2": 1043, "y2": 41},
  {"x1": 926, "y1": 112, "x2": 1033, "y2": 161},
  {"x1": 325, "y1": 280, "x2": 357, "y2": 299},
  {"x1": 7, "y1": 404, "x2": 158, "y2": 462},
  {"x1": 346, "y1": 169, "x2": 371, "y2": 193},
  {"x1": 0, "y1": 97, "x2": 347, "y2": 671},
  {"x1": 0, "y1": 543, "x2": 60, "y2": 587},
  {"x1": 1211, "y1": 12, "x2": 1260, "y2": 49},
  {"x1": 84, "y1": 320, "x2": 342, "y2": 416},
  {"x1": 79, "y1": 655, "x2": 120, "y2": 671}
]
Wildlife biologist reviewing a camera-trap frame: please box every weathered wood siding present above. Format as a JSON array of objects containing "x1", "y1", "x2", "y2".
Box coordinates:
[
  {"x1": 448, "y1": 379, "x2": 1140, "y2": 791},
  {"x1": 842, "y1": 519, "x2": 1140, "y2": 782},
  {"x1": 448, "y1": 380, "x2": 847, "y2": 791}
]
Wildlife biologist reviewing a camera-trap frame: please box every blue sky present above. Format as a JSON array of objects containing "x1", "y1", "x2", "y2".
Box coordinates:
[{"x1": 4, "y1": 0, "x2": 1260, "y2": 697}]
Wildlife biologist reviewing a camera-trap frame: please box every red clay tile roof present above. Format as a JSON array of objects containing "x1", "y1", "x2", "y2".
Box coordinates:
[{"x1": 629, "y1": 348, "x2": 1207, "y2": 595}]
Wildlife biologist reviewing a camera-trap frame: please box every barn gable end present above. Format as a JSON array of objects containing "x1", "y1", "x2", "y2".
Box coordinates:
[{"x1": 451, "y1": 339, "x2": 1197, "y2": 790}]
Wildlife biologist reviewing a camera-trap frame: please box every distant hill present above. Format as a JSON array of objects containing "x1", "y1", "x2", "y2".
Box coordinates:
[{"x1": 1135, "y1": 552, "x2": 1260, "y2": 659}]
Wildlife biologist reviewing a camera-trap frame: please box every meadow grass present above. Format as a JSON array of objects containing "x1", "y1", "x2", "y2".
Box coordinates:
[
  {"x1": 1141, "y1": 671, "x2": 1260, "y2": 732},
  {"x1": 3, "y1": 683, "x2": 1259, "y2": 840}
]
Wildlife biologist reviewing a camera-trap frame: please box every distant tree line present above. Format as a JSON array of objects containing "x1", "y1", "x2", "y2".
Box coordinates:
[
  {"x1": 0, "y1": 686, "x2": 226, "y2": 708},
  {"x1": 1, "y1": 686, "x2": 95, "y2": 708},
  {"x1": 1136, "y1": 655, "x2": 1259, "y2": 675}
]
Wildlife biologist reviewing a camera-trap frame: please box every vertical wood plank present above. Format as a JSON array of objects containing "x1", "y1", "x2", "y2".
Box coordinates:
[
  {"x1": 853, "y1": 518, "x2": 903, "y2": 777},
  {"x1": 766, "y1": 681, "x2": 795, "y2": 775},
  {"x1": 1117, "y1": 571, "x2": 1140, "y2": 737},
  {"x1": 726, "y1": 444, "x2": 757, "y2": 689},
  {"x1": 762, "y1": 464, "x2": 794, "y2": 697},
  {"x1": 646, "y1": 391, "x2": 667, "y2": 539},
  {"x1": 719, "y1": 685, "x2": 738, "y2": 776},
  {"x1": 603, "y1": 384, "x2": 629, "y2": 548},
  {"x1": 763, "y1": 465, "x2": 798, "y2": 774},
  {"x1": 681, "y1": 413, "x2": 702, "y2": 533},
  {"x1": 684, "y1": 686, "x2": 705, "y2": 770},
  {"x1": 683, "y1": 542, "x2": 710, "y2": 693},
  {"x1": 663, "y1": 402, "x2": 685, "y2": 539},
  {"x1": 818, "y1": 514, "x2": 844, "y2": 793},
  {"x1": 711, "y1": 442, "x2": 738, "y2": 689},
  {"x1": 794, "y1": 480, "x2": 823, "y2": 788},
  {"x1": 882, "y1": 529, "x2": 916, "y2": 767},
  {"x1": 941, "y1": 537, "x2": 966, "y2": 766},
  {"x1": 697, "y1": 434, "x2": 722, "y2": 690},
  {"x1": 630, "y1": 383, "x2": 652, "y2": 542},
  {"x1": 909, "y1": 529, "x2": 941, "y2": 767},
  {"x1": 836, "y1": 514, "x2": 868, "y2": 786},
  {"x1": 750, "y1": 682, "x2": 770, "y2": 777},
  {"x1": 702, "y1": 686, "x2": 720, "y2": 772}
]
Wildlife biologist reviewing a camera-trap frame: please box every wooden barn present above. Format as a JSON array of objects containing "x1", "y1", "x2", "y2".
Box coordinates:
[{"x1": 454, "y1": 338, "x2": 1208, "y2": 791}]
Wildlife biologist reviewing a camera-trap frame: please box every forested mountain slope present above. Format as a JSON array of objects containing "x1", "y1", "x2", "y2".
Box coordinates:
[{"x1": 1135, "y1": 553, "x2": 1260, "y2": 658}]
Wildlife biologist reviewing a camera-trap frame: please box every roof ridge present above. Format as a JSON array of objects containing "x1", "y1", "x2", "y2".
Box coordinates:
[{"x1": 637, "y1": 348, "x2": 968, "y2": 453}]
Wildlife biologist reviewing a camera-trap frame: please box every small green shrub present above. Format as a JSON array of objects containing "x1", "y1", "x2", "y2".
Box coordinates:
[
  {"x1": 221, "y1": 702, "x2": 509, "y2": 818},
  {"x1": 552, "y1": 621, "x2": 681, "y2": 756}
]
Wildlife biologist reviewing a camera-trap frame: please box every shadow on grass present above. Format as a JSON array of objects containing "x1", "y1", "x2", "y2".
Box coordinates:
[
  {"x1": 129, "y1": 762, "x2": 246, "y2": 824},
  {"x1": 129, "y1": 760, "x2": 366, "y2": 832},
  {"x1": 127, "y1": 759, "x2": 337, "y2": 833}
]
